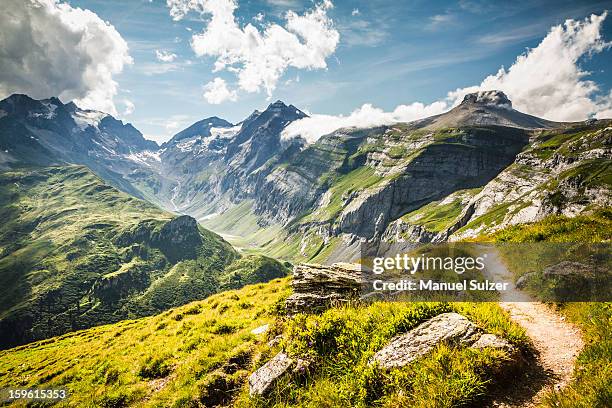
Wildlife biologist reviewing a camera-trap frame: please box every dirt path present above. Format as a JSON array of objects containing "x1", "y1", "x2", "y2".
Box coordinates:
[{"x1": 481, "y1": 248, "x2": 584, "y2": 407}]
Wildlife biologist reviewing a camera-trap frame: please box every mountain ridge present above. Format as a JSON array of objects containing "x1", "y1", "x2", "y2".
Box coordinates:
[{"x1": 0, "y1": 92, "x2": 608, "y2": 262}]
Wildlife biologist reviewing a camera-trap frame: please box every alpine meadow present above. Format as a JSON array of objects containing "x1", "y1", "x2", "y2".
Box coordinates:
[{"x1": 0, "y1": 0, "x2": 610, "y2": 407}]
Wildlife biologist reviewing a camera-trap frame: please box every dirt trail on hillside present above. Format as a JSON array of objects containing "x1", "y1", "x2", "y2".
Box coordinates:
[{"x1": 482, "y1": 248, "x2": 584, "y2": 408}]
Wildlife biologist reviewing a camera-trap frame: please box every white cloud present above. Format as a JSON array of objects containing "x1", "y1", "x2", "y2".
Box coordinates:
[
  {"x1": 122, "y1": 99, "x2": 135, "y2": 116},
  {"x1": 138, "y1": 62, "x2": 181, "y2": 76},
  {"x1": 284, "y1": 13, "x2": 612, "y2": 143},
  {"x1": 0, "y1": 0, "x2": 132, "y2": 115},
  {"x1": 265, "y1": 0, "x2": 301, "y2": 8},
  {"x1": 283, "y1": 101, "x2": 447, "y2": 143},
  {"x1": 166, "y1": 0, "x2": 339, "y2": 99},
  {"x1": 351, "y1": 8, "x2": 359, "y2": 16},
  {"x1": 448, "y1": 12, "x2": 611, "y2": 121},
  {"x1": 203, "y1": 77, "x2": 238, "y2": 104},
  {"x1": 155, "y1": 49, "x2": 178, "y2": 62},
  {"x1": 253, "y1": 12, "x2": 265, "y2": 22}
]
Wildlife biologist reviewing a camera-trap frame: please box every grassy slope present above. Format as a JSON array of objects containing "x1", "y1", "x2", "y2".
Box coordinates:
[
  {"x1": 0, "y1": 279, "x2": 291, "y2": 408},
  {"x1": 201, "y1": 200, "x2": 285, "y2": 252},
  {"x1": 0, "y1": 166, "x2": 289, "y2": 348},
  {"x1": 0, "y1": 276, "x2": 528, "y2": 407},
  {"x1": 488, "y1": 210, "x2": 611, "y2": 408},
  {"x1": 400, "y1": 188, "x2": 481, "y2": 234}
]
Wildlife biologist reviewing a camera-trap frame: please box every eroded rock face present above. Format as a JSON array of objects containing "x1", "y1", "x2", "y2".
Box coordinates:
[
  {"x1": 462, "y1": 90, "x2": 513, "y2": 109},
  {"x1": 286, "y1": 263, "x2": 363, "y2": 314},
  {"x1": 249, "y1": 352, "x2": 294, "y2": 396},
  {"x1": 371, "y1": 313, "x2": 482, "y2": 369}
]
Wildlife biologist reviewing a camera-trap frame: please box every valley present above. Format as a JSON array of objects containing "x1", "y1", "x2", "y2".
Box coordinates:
[{"x1": 0, "y1": 90, "x2": 610, "y2": 407}]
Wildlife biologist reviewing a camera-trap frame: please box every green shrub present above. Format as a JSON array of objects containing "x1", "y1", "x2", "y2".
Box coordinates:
[{"x1": 138, "y1": 355, "x2": 172, "y2": 379}]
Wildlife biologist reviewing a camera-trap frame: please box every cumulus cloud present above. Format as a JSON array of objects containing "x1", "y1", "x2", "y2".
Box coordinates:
[
  {"x1": 284, "y1": 13, "x2": 612, "y2": 143},
  {"x1": 0, "y1": 0, "x2": 132, "y2": 115},
  {"x1": 447, "y1": 12, "x2": 611, "y2": 121},
  {"x1": 203, "y1": 77, "x2": 238, "y2": 104},
  {"x1": 155, "y1": 49, "x2": 177, "y2": 62},
  {"x1": 166, "y1": 0, "x2": 339, "y2": 100},
  {"x1": 283, "y1": 101, "x2": 447, "y2": 143}
]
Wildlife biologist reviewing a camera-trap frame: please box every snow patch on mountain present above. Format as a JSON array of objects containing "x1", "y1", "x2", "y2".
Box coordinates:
[
  {"x1": 126, "y1": 150, "x2": 162, "y2": 166},
  {"x1": 29, "y1": 102, "x2": 58, "y2": 120},
  {"x1": 210, "y1": 124, "x2": 242, "y2": 139},
  {"x1": 72, "y1": 110, "x2": 108, "y2": 130}
]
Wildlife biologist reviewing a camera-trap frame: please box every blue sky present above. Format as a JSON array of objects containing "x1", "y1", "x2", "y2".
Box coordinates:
[{"x1": 61, "y1": 0, "x2": 612, "y2": 142}]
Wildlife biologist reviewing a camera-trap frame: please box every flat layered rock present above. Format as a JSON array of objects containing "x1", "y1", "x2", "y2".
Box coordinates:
[
  {"x1": 249, "y1": 352, "x2": 294, "y2": 396},
  {"x1": 286, "y1": 263, "x2": 362, "y2": 313},
  {"x1": 371, "y1": 313, "x2": 482, "y2": 369}
]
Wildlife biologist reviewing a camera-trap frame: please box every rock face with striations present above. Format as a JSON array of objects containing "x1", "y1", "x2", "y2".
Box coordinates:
[{"x1": 285, "y1": 263, "x2": 363, "y2": 314}]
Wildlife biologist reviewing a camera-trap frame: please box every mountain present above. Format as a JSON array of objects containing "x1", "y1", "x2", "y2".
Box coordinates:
[
  {"x1": 187, "y1": 92, "x2": 610, "y2": 263},
  {"x1": 3, "y1": 91, "x2": 608, "y2": 264},
  {"x1": 0, "y1": 165, "x2": 288, "y2": 349},
  {"x1": 162, "y1": 116, "x2": 233, "y2": 148},
  {"x1": 0, "y1": 94, "x2": 161, "y2": 199},
  {"x1": 413, "y1": 90, "x2": 560, "y2": 130},
  {"x1": 156, "y1": 100, "x2": 308, "y2": 217}
]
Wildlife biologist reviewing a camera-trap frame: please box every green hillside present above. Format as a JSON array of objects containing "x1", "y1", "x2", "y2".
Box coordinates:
[
  {"x1": 0, "y1": 278, "x2": 529, "y2": 408},
  {"x1": 0, "y1": 207, "x2": 609, "y2": 407},
  {"x1": 0, "y1": 166, "x2": 288, "y2": 349}
]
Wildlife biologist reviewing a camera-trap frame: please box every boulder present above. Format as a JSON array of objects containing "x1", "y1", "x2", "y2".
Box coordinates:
[
  {"x1": 470, "y1": 333, "x2": 515, "y2": 353},
  {"x1": 249, "y1": 352, "x2": 294, "y2": 396},
  {"x1": 371, "y1": 313, "x2": 482, "y2": 369},
  {"x1": 515, "y1": 272, "x2": 536, "y2": 289},
  {"x1": 286, "y1": 263, "x2": 362, "y2": 313}
]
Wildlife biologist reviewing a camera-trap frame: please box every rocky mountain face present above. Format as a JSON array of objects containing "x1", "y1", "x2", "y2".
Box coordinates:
[
  {"x1": 155, "y1": 100, "x2": 308, "y2": 218},
  {"x1": 2, "y1": 91, "x2": 609, "y2": 262},
  {"x1": 175, "y1": 91, "x2": 608, "y2": 261},
  {"x1": 162, "y1": 116, "x2": 233, "y2": 148},
  {"x1": 0, "y1": 94, "x2": 160, "y2": 199},
  {"x1": 414, "y1": 90, "x2": 559, "y2": 130}
]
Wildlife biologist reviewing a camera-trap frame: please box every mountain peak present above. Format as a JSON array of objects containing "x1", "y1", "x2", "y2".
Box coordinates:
[
  {"x1": 262, "y1": 100, "x2": 307, "y2": 120},
  {"x1": 44, "y1": 96, "x2": 64, "y2": 106},
  {"x1": 163, "y1": 116, "x2": 233, "y2": 147},
  {"x1": 269, "y1": 100, "x2": 287, "y2": 107},
  {"x1": 461, "y1": 90, "x2": 512, "y2": 109}
]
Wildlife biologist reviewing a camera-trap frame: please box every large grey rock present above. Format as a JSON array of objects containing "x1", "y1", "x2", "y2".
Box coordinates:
[
  {"x1": 249, "y1": 352, "x2": 294, "y2": 396},
  {"x1": 286, "y1": 263, "x2": 362, "y2": 313},
  {"x1": 371, "y1": 313, "x2": 482, "y2": 369}
]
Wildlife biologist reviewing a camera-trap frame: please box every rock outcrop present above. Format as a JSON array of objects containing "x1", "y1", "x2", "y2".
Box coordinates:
[
  {"x1": 371, "y1": 313, "x2": 482, "y2": 369},
  {"x1": 285, "y1": 263, "x2": 363, "y2": 314},
  {"x1": 249, "y1": 352, "x2": 294, "y2": 396}
]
